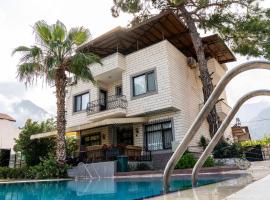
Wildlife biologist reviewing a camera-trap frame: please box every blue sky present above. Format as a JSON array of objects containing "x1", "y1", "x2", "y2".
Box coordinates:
[{"x1": 0, "y1": 0, "x2": 270, "y2": 116}]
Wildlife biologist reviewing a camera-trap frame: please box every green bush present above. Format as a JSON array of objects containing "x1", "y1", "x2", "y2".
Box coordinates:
[
  {"x1": 14, "y1": 119, "x2": 56, "y2": 166},
  {"x1": 241, "y1": 136, "x2": 270, "y2": 147},
  {"x1": 32, "y1": 155, "x2": 69, "y2": 179},
  {"x1": 175, "y1": 152, "x2": 215, "y2": 169},
  {"x1": 198, "y1": 135, "x2": 209, "y2": 150},
  {"x1": 203, "y1": 156, "x2": 215, "y2": 167},
  {"x1": 213, "y1": 140, "x2": 244, "y2": 159},
  {"x1": 0, "y1": 155, "x2": 70, "y2": 179},
  {"x1": 66, "y1": 137, "x2": 78, "y2": 158},
  {"x1": 175, "y1": 152, "x2": 197, "y2": 169}
]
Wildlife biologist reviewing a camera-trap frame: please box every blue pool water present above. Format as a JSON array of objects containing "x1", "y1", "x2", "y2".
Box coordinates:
[{"x1": 0, "y1": 176, "x2": 233, "y2": 200}]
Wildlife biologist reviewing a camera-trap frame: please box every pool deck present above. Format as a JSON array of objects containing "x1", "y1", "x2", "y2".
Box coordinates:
[{"x1": 150, "y1": 160, "x2": 270, "y2": 200}]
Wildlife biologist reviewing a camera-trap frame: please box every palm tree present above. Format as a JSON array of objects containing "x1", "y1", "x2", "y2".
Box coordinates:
[{"x1": 12, "y1": 20, "x2": 101, "y2": 164}]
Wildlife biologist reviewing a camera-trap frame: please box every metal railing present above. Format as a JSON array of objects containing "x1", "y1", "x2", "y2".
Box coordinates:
[
  {"x1": 67, "y1": 146, "x2": 151, "y2": 165},
  {"x1": 192, "y1": 90, "x2": 270, "y2": 186},
  {"x1": 86, "y1": 95, "x2": 127, "y2": 115},
  {"x1": 163, "y1": 60, "x2": 270, "y2": 192}
]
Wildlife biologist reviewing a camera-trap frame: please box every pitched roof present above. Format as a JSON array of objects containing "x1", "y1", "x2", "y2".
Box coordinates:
[
  {"x1": 78, "y1": 11, "x2": 236, "y2": 64},
  {"x1": 0, "y1": 113, "x2": 16, "y2": 122}
]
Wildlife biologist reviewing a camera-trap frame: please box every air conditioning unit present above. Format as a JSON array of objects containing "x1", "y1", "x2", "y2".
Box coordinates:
[
  {"x1": 67, "y1": 76, "x2": 77, "y2": 86},
  {"x1": 187, "y1": 57, "x2": 197, "y2": 69}
]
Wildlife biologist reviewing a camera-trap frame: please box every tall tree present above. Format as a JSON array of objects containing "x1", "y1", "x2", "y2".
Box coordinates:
[
  {"x1": 14, "y1": 119, "x2": 56, "y2": 166},
  {"x1": 111, "y1": 0, "x2": 268, "y2": 137},
  {"x1": 13, "y1": 21, "x2": 101, "y2": 163}
]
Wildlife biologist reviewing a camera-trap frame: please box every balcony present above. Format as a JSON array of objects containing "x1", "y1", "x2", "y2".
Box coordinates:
[
  {"x1": 90, "y1": 53, "x2": 126, "y2": 83},
  {"x1": 216, "y1": 101, "x2": 231, "y2": 120},
  {"x1": 86, "y1": 95, "x2": 127, "y2": 121},
  {"x1": 199, "y1": 101, "x2": 231, "y2": 121}
]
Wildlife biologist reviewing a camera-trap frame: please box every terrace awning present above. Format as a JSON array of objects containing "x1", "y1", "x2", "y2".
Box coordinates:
[
  {"x1": 78, "y1": 11, "x2": 236, "y2": 64},
  {"x1": 30, "y1": 117, "x2": 148, "y2": 140}
]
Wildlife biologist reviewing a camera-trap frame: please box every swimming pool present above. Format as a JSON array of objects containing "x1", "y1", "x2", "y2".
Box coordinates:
[{"x1": 0, "y1": 175, "x2": 236, "y2": 200}]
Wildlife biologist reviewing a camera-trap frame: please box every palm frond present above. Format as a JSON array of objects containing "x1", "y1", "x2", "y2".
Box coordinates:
[
  {"x1": 34, "y1": 20, "x2": 52, "y2": 45},
  {"x1": 51, "y1": 20, "x2": 67, "y2": 42},
  {"x1": 68, "y1": 27, "x2": 90, "y2": 46},
  {"x1": 13, "y1": 45, "x2": 43, "y2": 63},
  {"x1": 68, "y1": 52, "x2": 101, "y2": 82},
  {"x1": 17, "y1": 63, "x2": 42, "y2": 85},
  {"x1": 12, "y1": 46, "x2": 31, "y2": 56}
]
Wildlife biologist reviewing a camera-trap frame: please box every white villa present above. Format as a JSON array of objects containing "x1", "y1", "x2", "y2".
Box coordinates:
[
  {"x1": 34, "y1": 11, "x2": 234, "y2": 169},
  {"x1": 0, "y1": 113, "x2": 19, "y2": 153}
]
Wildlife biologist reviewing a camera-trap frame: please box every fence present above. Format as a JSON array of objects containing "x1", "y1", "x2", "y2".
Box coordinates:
[{"x1": 9, "y1": 152, "x2": 24, "y2": 168}]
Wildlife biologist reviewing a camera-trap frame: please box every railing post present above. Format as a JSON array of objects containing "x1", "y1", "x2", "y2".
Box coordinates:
[{"x1": 163, "y1": 61, "x2": 270, "y2": 192}]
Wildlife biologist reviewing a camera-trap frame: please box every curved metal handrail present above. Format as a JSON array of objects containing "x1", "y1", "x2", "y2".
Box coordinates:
[
  {"x1": 191, "y1": 89, "x2": 270, "y2": 187},
  {"x1": 163, "y1": 60, "x2": 270, "y2": 191}
]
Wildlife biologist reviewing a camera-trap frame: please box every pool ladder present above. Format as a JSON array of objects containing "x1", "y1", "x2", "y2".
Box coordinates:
[{"x1": 163, "y1": 60, "x2": 270, "y2": 192}]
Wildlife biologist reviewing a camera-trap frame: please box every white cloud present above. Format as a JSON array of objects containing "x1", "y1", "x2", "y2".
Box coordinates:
[{"x1": 0, "y1": 0, "x2": 133, "y2": 115}]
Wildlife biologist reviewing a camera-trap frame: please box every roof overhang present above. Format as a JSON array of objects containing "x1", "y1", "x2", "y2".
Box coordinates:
[
  {"x1": 78, "y1": 11, "x2": 236, "y2": 64},
  {"x1": 30, "y1": 117, "x2": 148, "y2": 140}
]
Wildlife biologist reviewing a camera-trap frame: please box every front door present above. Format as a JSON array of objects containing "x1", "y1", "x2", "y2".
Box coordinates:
[
  {"x1": 116, "y1": 125, "x2": 134, "y2": 145},
  {"x1": 99, "y1": 89, "x2": 107, "y2": 111}
]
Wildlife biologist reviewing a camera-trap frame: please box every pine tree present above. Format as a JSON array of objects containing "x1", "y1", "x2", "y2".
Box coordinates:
[{"x1": 111, "y1": 0, "x2": 269, "y2": 137}]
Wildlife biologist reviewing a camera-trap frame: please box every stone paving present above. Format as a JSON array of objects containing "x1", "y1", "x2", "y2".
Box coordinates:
[
  {"x1": 224, "y1": 174, "x2": 270, "y2": 200},
  {"x1": 150, "y1": 161, "x2": 270, "y2": 200}
]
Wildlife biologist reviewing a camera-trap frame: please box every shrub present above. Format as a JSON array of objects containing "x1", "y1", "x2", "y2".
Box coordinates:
[
  {"x1": 203, "y1": 156, "x2": 215, "y2": 167},
  {"x1": 198, "y1": 135, "x2": 209, "y2": 150},
  {"x1": 34, "y1": 155, "x2": 69, "y2": 179},
  {"x1": 241, "y1": 136, "x2": 270, "y2": 147},
  {"x1": 213, "y1": 140, "x2": 244, "y2": 159},
  {"x1": 0, "y1": 155, "x2": 70, "y2": 179},
  {"x1": 14, "y1": 119, "x2": 56, "y2": 166},
  {"x1": 175, "y1": 152, "x2": 197, "y2": 169},
  {"x1": 175, "y1": 151, "x2": 215, "y2": 169},
  {"x1": 66, "y1": 137, "x2": 78, "y2": 158}
]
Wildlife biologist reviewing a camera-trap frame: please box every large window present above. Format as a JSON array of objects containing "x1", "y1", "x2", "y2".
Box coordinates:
[
  {"x1": 81, "y1": 133, "x2": 101, "y2": 146},
  {"x1": 132, "y1": 70, "x2": 156, "y2": 96},
  {"x1": 74, "y1": 92, "x2": 89, "y2": 112},
  {"x1": 144, "y1": 121, "x2": 173, "y2": 151}
]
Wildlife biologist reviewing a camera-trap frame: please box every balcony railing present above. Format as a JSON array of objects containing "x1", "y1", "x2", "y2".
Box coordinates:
[{"x1": 86, "y1": 95, "x2": 128, "y2": 115}]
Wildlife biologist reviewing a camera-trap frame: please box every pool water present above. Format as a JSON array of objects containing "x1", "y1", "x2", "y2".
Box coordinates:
[{"x1": 0, "y1": 176, "x2": 231, "y2": 200}]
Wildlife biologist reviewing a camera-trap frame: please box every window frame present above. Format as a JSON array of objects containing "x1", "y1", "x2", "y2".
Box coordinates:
[
  {"x1": 131, "y1": 69, "x2": 157, "y2": 99},
  {"x1": 115, "y1": 85, "x2": 123, "y2": 96},
  {"x1": 73, "y1": 91, "x2": 90, "y2": 113},
  {"x1": 144, "y1": 120, "x2": 173, "y2": 151},
  {"x1": 81, "y1": 133, "x2": 101, "y2": 146}
]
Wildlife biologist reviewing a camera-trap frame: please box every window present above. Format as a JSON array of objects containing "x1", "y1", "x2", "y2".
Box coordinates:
[
  {"x1": 115, "y1": 85, "x2": 122, "y2": 96},
  {"x1": 132, "y1": 71, "x2": 156, "y2": 96},
  {"x1": 144, "y1": 121, "x2": 173, "y2": 151},
  {"x1": 81, "y1": 133, "x2": 101, "y2": 146},
  {"x1": 74, "y1": 92, "x2": 89, "y2": 112}
]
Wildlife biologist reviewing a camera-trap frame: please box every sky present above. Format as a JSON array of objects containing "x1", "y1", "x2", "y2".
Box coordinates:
[{"x1": 0, "y1": 0, "x2": 270, "y2": 116}]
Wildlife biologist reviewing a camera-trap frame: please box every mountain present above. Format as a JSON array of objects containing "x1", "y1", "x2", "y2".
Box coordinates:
[
  {"x1": 235, "y1": 101, "x2": 270, "y2": 140},
  {"x1": 247, "y1": 107, "x2": 270, "y2": 140},
  {"x1": 11, "y1": 100, "x2": 53, "y2": 127}
]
